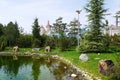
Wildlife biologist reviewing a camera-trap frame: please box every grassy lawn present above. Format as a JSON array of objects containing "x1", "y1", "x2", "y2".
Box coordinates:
[
  {"x1": 2, "y1": 47, "x2": 118, "y2": 80},
  {"x1": 49, "y1": 47, "x2": 117, "y2": 80}
]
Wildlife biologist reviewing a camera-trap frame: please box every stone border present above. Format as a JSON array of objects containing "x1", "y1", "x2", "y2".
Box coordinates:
[{"x1": 51, "y1": 55, "x2": 95, "y2": 80}]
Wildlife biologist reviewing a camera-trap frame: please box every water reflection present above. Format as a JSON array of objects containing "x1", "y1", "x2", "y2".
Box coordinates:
[{"x1": 0, "y1": 56, "x2": 83, "y2": 80}]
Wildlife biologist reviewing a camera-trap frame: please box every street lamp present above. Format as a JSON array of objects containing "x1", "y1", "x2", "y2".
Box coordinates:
[{"x1": 76, "y1": 10, "x2": 82, "y2": 46}]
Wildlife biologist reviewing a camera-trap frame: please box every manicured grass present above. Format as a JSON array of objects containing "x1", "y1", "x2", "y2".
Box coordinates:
[
  {"x1": 50, "y1": 48, "x2": 117, "y2": 80},
  {"x1": 2, "y1": 47, "x2": 117, "y2": 80}
]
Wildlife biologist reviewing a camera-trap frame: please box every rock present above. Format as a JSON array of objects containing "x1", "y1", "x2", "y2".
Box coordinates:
[
  {"x1": 24, "y1": 51, "x2": 31, "y2": 55},
  {"x1": 79, "y1": 53, "x2": 89, "y2": 61},
  {"x1": 98, "y1": 53, "x2": 101, "y2": 55},
  {"x1": 45, "y1": 46, "x2": 50, "y2": 52},
  {"x1": 64, "y1": 66, "x2": 67, "y2": 69},
  {"x1": 52, "y1": 55, "x2": 59, "y2": 59},
  {"x1": 32, "y1": 54, "x2": 40, "y2": 59},
  {"x1": 98, "y1": 59, "x2": 114, "y2": 75},
  {"x1": 71, "y1": 73, "x2": 77, "y2": 78},
  {"x1": 32, "y1": 48, "x2": 40, "y2": 51},
  {"x1": 13, "y1": 46, "x2": 19, "y2": 53}
]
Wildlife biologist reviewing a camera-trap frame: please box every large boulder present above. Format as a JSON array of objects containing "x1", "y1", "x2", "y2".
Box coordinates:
[
  {"x1": 98, "y1": 59, "x2": 114, "y2": 75},
  {"x1": 45, "y1": 46, "x2": 50, "y2": 52},
  {"x1": 32, "y1": 48, "x2": 40, "y2": 51},
  {"x1": 13, "y1": 46, "x2": 19, "y2": 53},
  {"x1": 79, "y1": 53, "x2": 89, "y2": 61}
]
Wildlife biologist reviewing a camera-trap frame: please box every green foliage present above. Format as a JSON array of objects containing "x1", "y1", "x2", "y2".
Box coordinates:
[
  {"x1": 32, "y1": 18, "x2": 40, "y2": 39},
  {"x1": 68, "y1": 19, "x2": 78, "y2": 36},
  {"x1": 53, "y1": 17, "x2": 67, "y2": 35},
  {"x1": 102, "y1": 34, "x2": 111, "y2": 50},
  {"x1": 109, "y1": 54, "x2": 120, "y2": 80},
  {"x1": 0, "y1": 23, "x2": 4, "y2": 37},
  {"x1": 69, "y1": 37, "x2": 77, "y2": 46},
  {"x1": 77, "y1": 39, "x2": 104, "y2": 53},
  {"x1": 58, "y1": 37, "x2": 71, "y2": 51},
  {"x1": 87, "y1": 41, "x2": 104, "y2": 52},
  {"x1": 5, "y1": 21, "x2": 20, "y2": 46},
  {"x1": 14, "y1": 22, "x2": 20, "y2": 39},
  {"x1": 16, "y1": 34, "x2": 33, "y2": 48},
  {"x1": 32, "y1": 18, "x2": 41, "y2": 47},
  {"x1": 32, "y1": 38, "x2": 41, "y2": 48},
  {"x1": 76, "y1": 39, "x2": 89, "y2": 53},
  {"x1": 110, "y1": 35, "x2": 120, "y2": 47},
  {"x1": 80, "y1": 0, "x2": 108, "y2": 53},
  {"x1": 0, "y1": 23, "x2": 7, "y2": 51},
  {"x1": 44, "y1": 36, "x2": 56, "y2": 49},
  {"x1": 0, "y1": 36, "x2": 7, "y2": 51}
]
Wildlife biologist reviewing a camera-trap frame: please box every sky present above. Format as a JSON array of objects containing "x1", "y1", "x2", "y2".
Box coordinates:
[{"x1": 0, "y1": 0, "x2": 120, "y2": 34}]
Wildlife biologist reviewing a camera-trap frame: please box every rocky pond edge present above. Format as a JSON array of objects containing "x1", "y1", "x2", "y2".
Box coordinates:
[{"x1": 0, "y1": 52, "x2": 101, "y2": 80}]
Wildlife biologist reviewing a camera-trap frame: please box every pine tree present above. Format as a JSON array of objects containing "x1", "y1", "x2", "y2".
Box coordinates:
[
  {"x1": 0, "y1": 23, "x2": 4, "y2": 37},
  {"x1": 53, "y1": 17, "x2": 67, "y2": 36},
  {"x1": 32, "y1": 18, "x2": 40, "y2": 39},
  {"x1": 68, "y1": 19, "x2": 78, "y2": 37},
  {"x1": 32, "y1": 18, "x2": 41, "y2": 47},
  {"x1": 83, "y1": 0, "x2": 107, "y2": 52},
  {"x1": 0, "y1": 23, "x2": 6, "y2": 51},
  {"x1": 5, "y1": 22, "x2": 18, "y2": 46},
  {"x1": 14, "y1": 21, "x2": 20, "y2": 39}
]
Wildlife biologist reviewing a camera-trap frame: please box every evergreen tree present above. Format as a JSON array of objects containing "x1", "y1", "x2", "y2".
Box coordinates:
[
  {"x1": 0, "y1": 23, "x2": 6, "y2": 51},
  {"x1": 68, "y1": 18, "x2": 78, "y2": 37},
  {"x1": 14, "y1": 21, "x2": 20, "y2": 39},
  {"x1": 81, "y1": 0, "x2": 107, "y2": 52},
  {"x1": 32, "y1": 18, "x2": 40, "y2": 39},
  {"x1": 53, "y1": 17, "x2": 70, "y2": 51},
  {"x1": 53, "y1": 17, "x2": 67, "y2": 36},
  {"x1": 0, "y1": 23, "x2": 4, "y2": 37},
  {"x1": 5, "y1": 22, "x2": 17, "y2": 46},
  {"x1": 32, "y1": 18, "x2": 41, "y2": 47}
]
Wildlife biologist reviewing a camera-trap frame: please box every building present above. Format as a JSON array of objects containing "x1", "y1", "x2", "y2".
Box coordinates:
[
  {"x1": 39, "y1": 21, "x2": 51, "y2": 36},
  {"x1": 104, "y1": 25, "x2": 120, "y2": 36}
]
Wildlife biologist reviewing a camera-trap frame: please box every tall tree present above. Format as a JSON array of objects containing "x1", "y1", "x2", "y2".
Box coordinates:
[
  {"x1": 83, "y1": 0, "x2": 107, "y2": 52},
  {"x1": 53, "y1": 17, "x2": 70, "y2": 51},
  {"x1": 68, "y1": 18, "x2": 78, "y2": 37},
  {"x1": 5, "y1": 22, "x2": 16, "y2": 46},
  {"x1": 5, "y1": 21, "x2": 20, "y2": 46},
  {"x1": 53, "y1": 17, "x2": 67, "y2": 36},
  {"x1": 14, "y1": 21, "x2": 20, "y2": 39},
  {"x1": 32, "y1": 18, "x2": 41, "y2": 47},
  {"x1": 0, "y1": 23, "x2": 4, "y2": 37},
  {"x1": 32, "y1": 18, "x2": 40, "y2": 39},
  {"x1": 0, "y1": 23, "x2": 6, "y2": 51}
]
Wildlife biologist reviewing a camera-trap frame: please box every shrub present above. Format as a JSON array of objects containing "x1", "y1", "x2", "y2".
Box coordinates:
[
  {"x1": 16, "y1": 34, "x2": 33, "y2": 48},
  {"x1": 76, "y1": 39, "x2": 104, "y2": 53},
  {"x1": 109, "y1": 54, "x2": 120, "y2": 80},
  {"x1": 76, "y1": 39, "x2": 89, "y2": 53},
  {"x1": 58, "y1": 37, "x2": 71, "y2": 51},
  {"x1": 0, "y1": 36, "x2": 7, "y2": 51},
  {"x1": 32, "y1": 38, "x2": 40, "y2": 48},
  {"x1": 44, "y1": 36, "x2": 56, "y2": 49}
]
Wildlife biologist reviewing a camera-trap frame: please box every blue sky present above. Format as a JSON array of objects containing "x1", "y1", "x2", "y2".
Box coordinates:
[{"x1": 0, "y1": 0, "x2": 120, "y2": 33}]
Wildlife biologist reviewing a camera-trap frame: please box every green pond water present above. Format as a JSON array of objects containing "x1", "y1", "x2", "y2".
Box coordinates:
[{"x1": 0, "y1": 56, "x2": 84, "y2": 80}]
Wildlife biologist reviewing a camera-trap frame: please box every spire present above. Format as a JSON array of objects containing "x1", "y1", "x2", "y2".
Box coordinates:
[{"x1": 46, "y1": 20, "x2": 50, "y2": 28}]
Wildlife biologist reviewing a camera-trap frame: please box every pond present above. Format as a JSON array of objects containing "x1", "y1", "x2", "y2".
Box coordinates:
[{"x1": 0, "y1": 55, "x2": 84, "y2": 80}]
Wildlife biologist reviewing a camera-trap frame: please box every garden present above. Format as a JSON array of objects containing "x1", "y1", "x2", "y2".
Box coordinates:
[{"x1": 0, "y1": 0, "x2": 120, "y2": 80}]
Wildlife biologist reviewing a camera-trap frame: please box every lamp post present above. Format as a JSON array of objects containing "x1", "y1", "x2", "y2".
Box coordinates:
[{"x1": 76, "y1": 10, "x2": 82, "y2": 46}]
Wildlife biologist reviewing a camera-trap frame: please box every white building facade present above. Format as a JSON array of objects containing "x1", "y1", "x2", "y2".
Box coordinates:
[{"x1": 104, "y1": 25, "x2": 120, "y2": 36}]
